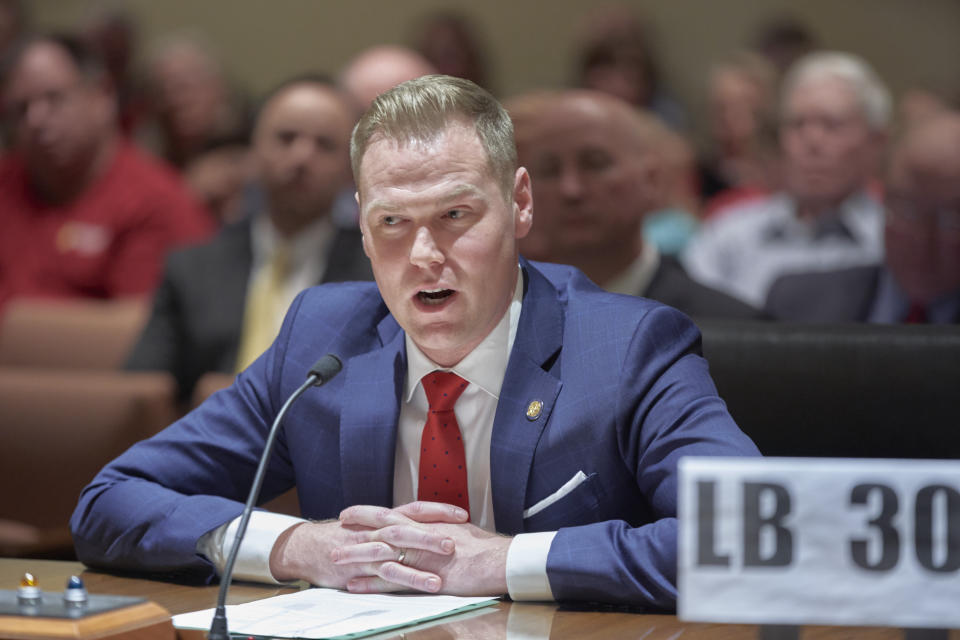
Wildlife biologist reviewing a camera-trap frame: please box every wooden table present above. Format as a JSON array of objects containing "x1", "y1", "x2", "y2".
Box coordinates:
[{"x1": 1, "y1": 558, "x2": 954, "y2": 639}]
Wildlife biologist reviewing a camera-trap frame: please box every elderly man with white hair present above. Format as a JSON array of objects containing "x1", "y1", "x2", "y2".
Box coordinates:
[{"x1": 683, "y1": 51, "x2": 890, "y2": 307}]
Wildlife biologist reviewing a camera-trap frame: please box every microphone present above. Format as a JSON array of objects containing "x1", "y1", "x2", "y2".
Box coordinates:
[{"x1": 208, "y1": 354, "x2": 343, "y2": 640}]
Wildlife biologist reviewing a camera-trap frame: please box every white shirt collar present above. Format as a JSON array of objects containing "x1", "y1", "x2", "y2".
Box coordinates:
[
  {"x1": 404, "y1": 268, "x2": 524, "y2": 402},
  {"x1": 250, "y1": 210, "x2": 335, "y2": 271},
  {"x1": 604, "y1": 240, "x2": 661, "y2": 296}
]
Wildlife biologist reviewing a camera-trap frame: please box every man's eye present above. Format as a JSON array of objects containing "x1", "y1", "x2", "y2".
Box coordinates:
[
  {"x1": 383, "y1": 215, "x2": 398, "y2": 226},
  {"x1": 447, "y1": 209, "x2": 465, "y2": 220},
  {"x1": 580, "y1": 149, "x2": 613, "y2": 172}
]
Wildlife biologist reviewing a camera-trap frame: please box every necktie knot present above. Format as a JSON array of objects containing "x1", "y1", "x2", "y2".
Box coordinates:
[{"x1": 422, "y1": 371, "x2": 468, "y2": 412}]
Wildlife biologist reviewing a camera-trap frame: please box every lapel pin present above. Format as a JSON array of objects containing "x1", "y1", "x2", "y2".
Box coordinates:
[{"x1": 526, "y1": 400, "x2": 543, "y2": 421}]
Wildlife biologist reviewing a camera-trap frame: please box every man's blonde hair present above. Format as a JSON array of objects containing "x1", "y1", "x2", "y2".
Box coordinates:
[{"x1": 350, "y1": 74, "x2": 517, "y2": 197}]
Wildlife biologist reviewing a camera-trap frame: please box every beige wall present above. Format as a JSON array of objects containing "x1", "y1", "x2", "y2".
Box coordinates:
[{"x1": 29, "y1": 0, "x2": 960, "y2": 140}]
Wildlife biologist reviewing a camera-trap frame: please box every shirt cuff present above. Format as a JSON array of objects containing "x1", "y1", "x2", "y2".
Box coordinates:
[
  {"x1": 196, "y1": 512, "x2": 306, "y2": 584},
  {"x1": 505, "y1": 531, "x2": 556, "y2": 601}
]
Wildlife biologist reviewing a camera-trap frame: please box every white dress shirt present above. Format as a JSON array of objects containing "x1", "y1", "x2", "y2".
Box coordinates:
[
  {"x1": 198, "y1": 269, "x2": 556, "y2": 600},
  {"x1": 682, "y1": 190, "x2": 884, "y2": 306}
]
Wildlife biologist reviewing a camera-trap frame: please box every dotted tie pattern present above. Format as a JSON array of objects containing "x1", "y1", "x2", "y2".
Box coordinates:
[{"x1": 417, "y1": 370, "x2": 470, "y2": 516}]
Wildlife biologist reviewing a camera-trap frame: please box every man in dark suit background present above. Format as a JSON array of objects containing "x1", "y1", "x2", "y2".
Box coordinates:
[
  {"x1": 126, "y1": 75, "x2": 372, "y2": 401},
  {"x1": 74, "y1": 75, "x2": 758, "y2": 608},
  {"x1": 509, "y1": 89, "x2": 764, "y2": 320},
  {"x1": 766, "y1": 110, "x2": 960, "y2": 323}
]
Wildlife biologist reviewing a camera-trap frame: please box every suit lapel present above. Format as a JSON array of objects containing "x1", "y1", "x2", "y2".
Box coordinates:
[
  {"x1": 338, "y1": 315, "x2": 406, "y2": 507},
  {"x1": 217, "y1": 219, "x2": 255, "y2": 366},
  {"x1": 490, "y1": 263, "x2": 564, "y2": 534}
]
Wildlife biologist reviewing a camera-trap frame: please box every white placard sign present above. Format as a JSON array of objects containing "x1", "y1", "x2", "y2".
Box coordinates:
[{"x1": 678, "y1": 457, "x2": 960, "y2": 629}]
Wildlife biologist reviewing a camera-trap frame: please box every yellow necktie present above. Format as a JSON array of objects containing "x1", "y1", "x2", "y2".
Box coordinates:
[{"x1": 235, "y1": 246, "x2": 290, "y2": 372}]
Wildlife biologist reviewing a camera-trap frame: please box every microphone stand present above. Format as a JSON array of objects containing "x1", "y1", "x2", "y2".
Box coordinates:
[{"x1": 208, "y1": 354, "x2": 342, "y2": 639}]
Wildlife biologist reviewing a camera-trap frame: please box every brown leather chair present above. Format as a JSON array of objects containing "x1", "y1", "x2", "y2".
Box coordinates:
[
  {"x1": 0, "y1": 369, "x2": 177, "y2": 558},
  {"x1": 0, "y1": 298, "x2": 148, "y2": 370}
]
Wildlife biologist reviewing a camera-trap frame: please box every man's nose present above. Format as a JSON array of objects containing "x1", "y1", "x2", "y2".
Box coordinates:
[
  {"x1": 409, "y1": 226, "x2": 444, "y2": 268},
  {"x1": 795, "y1": 120, "x2": 828, "y2": 151},
  {"x1": 24, "y1": 99, "x2": 51, "y2": 131},
  {"x1": 289, "y1": 137, "x2": 315, "y2": 164},
  {"x1": 558, "y1": 165, "x2": 584, "y2": 200}
]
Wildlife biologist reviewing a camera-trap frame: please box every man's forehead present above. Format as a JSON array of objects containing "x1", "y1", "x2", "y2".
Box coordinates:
[
  {"x1": 260, "y1": 84, "x2": 350, "y2": 127},
  {"x1": 519, "y1": 95, "x2": 644, "y2": 151},
  {"x1": 785, "y1": 77, "x2": 862, "y2": 114},
  {"x1": 362, "y1": 180, "x2": 488, "y2": 213}
]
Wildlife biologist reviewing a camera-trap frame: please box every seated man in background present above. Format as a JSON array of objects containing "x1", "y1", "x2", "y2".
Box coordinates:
[
  {"x1": 766, "y1": 110, "x2": 960, "y2": 323},
  {"x1": 0, "y1": 34, "x2": 212, "y2": 313},
  {"x1": 126, "y1": 75, "x2": 372, "y2": 403},
  {"x1": 683, "y1": 51, "x2": 889, "y2": 307},
  {"x1": 139, "y1": 33, "x2": 250, "y2": 169},
  {"x1": 510, "y1": 88, "x2": 763, "y2": 320},
  {"x1": 73, "y1": 75, "x2": 758, "y2": 609}
]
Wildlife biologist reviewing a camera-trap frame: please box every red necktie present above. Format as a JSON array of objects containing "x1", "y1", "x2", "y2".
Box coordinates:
[{"x1": 417, "y1": 371, "x2": 470, "y2": 515}]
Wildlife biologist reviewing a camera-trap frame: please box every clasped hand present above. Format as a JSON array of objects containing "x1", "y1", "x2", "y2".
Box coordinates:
[{"x1": 269, "y1": 501, "x2": 510, "y2": 596}]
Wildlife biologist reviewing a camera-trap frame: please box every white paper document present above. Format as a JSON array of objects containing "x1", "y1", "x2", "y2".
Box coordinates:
[{"x1": 172, "y1": 588, "x2": 499, "y2": 639}]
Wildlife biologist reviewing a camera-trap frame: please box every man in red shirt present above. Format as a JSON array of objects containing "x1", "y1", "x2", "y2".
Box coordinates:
[{"x1": 0, "y1": 34, "x2": 212, "y2": 311}]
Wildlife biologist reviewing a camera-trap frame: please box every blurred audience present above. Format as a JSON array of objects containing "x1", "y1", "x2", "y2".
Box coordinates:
[
  {"x1": 643, "y1": 126, "x2": 700, "y2": 256},
  {"x1": 80, "y1": 7, "x2": 146, "y2": 134},
  {"x1": 683, "y1": 51, "x2": 890, "y2": 307},
  {"x1": 751, "y1": 15, "x2": 818, "y2": 77},
  {"x1": 0, "y1": 34, "x2": 212, "y2": 313},
  {"x1": 575, "y1": 5, "x2": 686, "y2": 130},
  {"x1": 182, "y1": 134, "x2": 254, "y2": 226},
  {"x1": 339, "y1": 44, "x2": 436, "y2": 111},
  {"x1": 140, "y1": 33, "x2": 250, "y2": 168},
  {"x1": 412, "y1": 11, "x2": 490, "y2": 91},
  {"x1": 0, "y1": 0, "x2": 25, "y2": 59},
  {"x1": 510, "y1": 89, "x2": 762, "y2": 319},
  {"x1": 0, "y1": 0, "x2": 26, "y2": 147},
  {"x1": 898, "y1": 87, "x2": 951, "y2": 131},
  {"x1": 766, "y1": 111, "x2": 960, "y2": 323},
  {"x1": 126, "y1": 75, "x2": 373, "y2": 401},
  {"x1": 699, "y1": 51, "x2": 780, "y2": 209}
]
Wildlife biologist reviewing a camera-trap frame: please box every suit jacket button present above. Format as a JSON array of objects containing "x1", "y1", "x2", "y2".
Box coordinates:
[{"x1": 526, "y1": 400, "x2": 543, "y2": 421}]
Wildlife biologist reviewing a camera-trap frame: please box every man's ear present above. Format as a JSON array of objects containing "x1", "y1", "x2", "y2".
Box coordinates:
[
  {"x1": 356, "y1": 191, "x2": 374, "y2": 259},
  {"x1": 513, "y1": 167, "x2": 534, "y2": 239}
]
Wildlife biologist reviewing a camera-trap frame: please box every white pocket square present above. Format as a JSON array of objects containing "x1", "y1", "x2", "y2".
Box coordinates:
[{"x1": 522, "y1": 470, "x2": 589, "y2": 519}]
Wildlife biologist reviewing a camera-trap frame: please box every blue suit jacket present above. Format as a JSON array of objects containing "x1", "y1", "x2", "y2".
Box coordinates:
[{"x1": 71, "y1": 259, "x2": 759, "y2": 608}]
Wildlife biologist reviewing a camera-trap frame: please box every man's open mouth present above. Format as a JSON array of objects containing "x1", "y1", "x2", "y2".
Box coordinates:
[{"x1": 417, "y1": 288, "x2": 455, "y2": 305}]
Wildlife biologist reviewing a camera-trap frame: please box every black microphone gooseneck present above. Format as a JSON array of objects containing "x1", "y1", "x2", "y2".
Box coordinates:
[{"x1": 208, "y1": 354, "x2": 343, "y2": 640}]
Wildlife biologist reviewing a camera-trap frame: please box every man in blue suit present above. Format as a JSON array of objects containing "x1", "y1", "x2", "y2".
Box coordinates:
[{"x1": 71, "y1": 75, "x2": 759, "y2": 609}]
